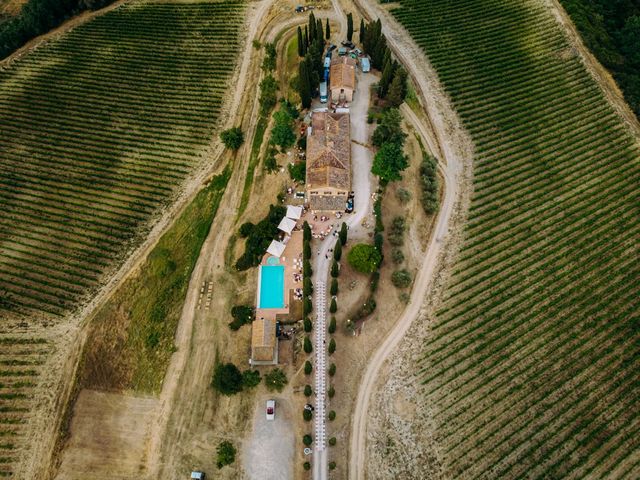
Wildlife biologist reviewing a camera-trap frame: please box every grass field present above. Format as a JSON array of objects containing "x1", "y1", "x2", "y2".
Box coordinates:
[
  {"x1": 391, "y1": 0, "x2": 640, "y2": 477},
  {"x1": 0, "y1": 0, "x2": 245, "y2": 321}
]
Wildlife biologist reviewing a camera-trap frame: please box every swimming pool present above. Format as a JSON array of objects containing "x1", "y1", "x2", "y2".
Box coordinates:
[{"x1": 258, "y1": 265, "x2": 285, "y2": 309}]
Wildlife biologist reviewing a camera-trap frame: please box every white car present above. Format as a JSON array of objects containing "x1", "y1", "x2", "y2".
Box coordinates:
[{"x1": 266, "y1": 400, "x2": 275, "y2": 420}]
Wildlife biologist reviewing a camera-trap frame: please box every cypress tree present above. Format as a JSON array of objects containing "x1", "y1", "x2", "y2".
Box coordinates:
[
  {"x1": 346, "y1": 13, "x2": 353, "y2": 41},
  {"x1": 333, "y1": 240, "x2": 342, "y2": 261},
  {"x1": 379, "y1": 56, "x2": 394, "y2": 97},
  {"x1": 388, "y1": 68, "x2": 407, "y2": 107},
  {"x1": 297, "y1": 26, "x2": 304, "y2": 57},
  {"x1": 326, "y1": 18, "x2": 330, "y2": 39},
  {"x1": 373, "y1": 34, "x2": 387, "y2": 70},
  {"x1": 359, "y1": 18, "x2": 365, "y2": 44},
  {"x1": 304, "y1": 26, "x2": 309, "y2": 49},
  {"x1": 317, "y1": 18, "x2": 323, "y2": 45},
  {"x1": 299, "y1": 59, "x2": 312, "y2": 108},
  {"x1": 309, "y1": 12, "x2": 316, "y2": 43},
  {"x1": 339, "y1": 222, "x2": 348, "y2": 245}
]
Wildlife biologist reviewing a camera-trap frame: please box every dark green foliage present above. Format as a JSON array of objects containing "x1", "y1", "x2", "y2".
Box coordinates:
[
  {"x1": 396, "y1": 187, "x2": 411, "y2": 204},
  {"x1": 262, "y1": 42, "x2": 277, "y2": 71},
  {"x1": 328, "y1": 363, "x2": 336, "y2": 376},
  {"x1": 304, "y1": 259, "x2": 313, "y2": 278},
  {"x1": 388, "y1": 67, "x2": 408, "y2": 106},
  {"x1": 328, "y1": 385, "x2": 335, "y2": 398},
  {"x1": 347, "y1": 244, "x2": 382, "y2": 273},
  {"x1": 216, "y1": 440, "x2": 236, "y2": 469},
  {"x1": 297, "y1": 26, "x2": 304, "y2": 56},
  {"x1": 303, "y1": 221, "x2": 312, "y2": 243},
  {"x1": 328, "y1": 338, "x2": 336, "y2": 354},
  {"x1": 303, "y1": 434, "x2": 313, "y2": 446},
  {"x1": 298, "y1": 58, "x2": 312, "y2": 108},
  {"x1": 303, "y1": 409, "x2": 312, "y2": 421},
  {"x1": 220, "y1": 127, "x2": 244, "y2": 150},
  {"x1": 288, "y1": 160, "x2": 306, "y2": 183},
  {"x1": 392, "y1": 248, "x2": 405, "y2": 264},
  {"x1": 264, "y1": 147, "x2": 279, "y2": 173},
  {"x1": 330, "y1": 278, "x2": 338, "y2": 296},
  {"x1": 264, "y1": 368, "x2": 288, "y2": 392},
  {"x1": 304, "y1": 297, "x2": 312, "y2": 316},
  {"x1": 373, "y1": 196, "x2": 384, "y2": 233},
  {"x1": 328, "y1": 316, "x2": 336, "y2": 334},
  {"x1": 304, "y1": 336, "x2": 313, "y2": 353},
  {"x1": 347, "y1": 12, "x2": 354, "y2": 41},
  {"x1": 235, "y1": 205, "x2": 286, "y2": 270},
  {"x1": 303, "y1": 317, "x2": 312, "y2": 332},
  {"x1": 353, "y1": 296, "x2": 376, "y2": 320},
  {"x1": 372, "y1": 108, "x2": 406, "y2": 147},
  {"x1": 339, "y1": 222, "x2": 348, "y2": 245},
  {"x1": 329, "y1": 461, "x2": 336, "y2": 470},
  {"x1": 370, "y1": 270, "x2": 380, "y2": 293},
  {"x1": 241, "y1": 369, "x2": 261, "y2": 389},
  {"x1": 304, "y1": 384, "x2": 313, "y2": 396},
  {"x1": 212, "y1": 363, "x2": 243, "y2": 395},
  {"x1": 391, "y1": 269, "x2": 412, "y2": 288},
  {"x1": 331, "y1": 260, "x2": 339, "y2": 278},
  {"x1": 388, "y1": 216, "x2": 406, "y2": 246},
  {"x1": 304, "y1": 360, "x2": 312, "y2": 375},
  {"x1": 304, "y1": 242, "x2": 312, "y2": 260},
  {"x1": 333, "y1": 240, "x2": 342, "y2": 261},
  {"x1": 239, "y1": 222, "x2": 254, "y2": 238},
  {"x1": 309, "y1": 12, "x2": 316, "y2": 42},
  {"x1": 259, "y1": 74, "x2": 278, "y2": 116},
  {"x1": 228, "y1": 305, "x2": 255, "y2": 330},
  {"x1": 326, "y1": 18, "x2": 330, "y2": 39},
  {"x1": 303, "y1": 276, "x2": 313, "y2": 296},
  {"x1": 316, "y1": 18, "x2": 323, "y2": 44},
  {"x1": 328, "y1": 410, "x2": 336, "y2": 421},
  {"x1": 329, "y1": 298, "x2": 337, "y2": 314},
  {"x1": 420, "y1": 152, "x2": 439, "y2": 215},
  {"x1": 359, "y1": 18, "x2": 366, "y2": 43},
  {"x1": 271, "y1": 109, "x2": 296, "y2": 150},
  {"x1": 560, "y1": 0, "x2": 640, "y2": 117},
  {"x1": 378, "y1": 56, "x2": 395, "y2": 97},
  {"x1": 304, "y1": 462, "x2": 311, "y2": 470},
  {"x1": 372, "y1": 142, "x2": 409, "y2": 182}
]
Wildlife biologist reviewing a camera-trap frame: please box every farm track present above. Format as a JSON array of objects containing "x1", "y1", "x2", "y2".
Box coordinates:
[{"x1": 355, "y1": 0, "x2": 639, "y2": 478}]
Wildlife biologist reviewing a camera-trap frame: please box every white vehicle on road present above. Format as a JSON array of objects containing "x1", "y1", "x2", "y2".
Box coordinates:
[{"x1": 266, "y1": 400, "x2": 275, "y2": 420}]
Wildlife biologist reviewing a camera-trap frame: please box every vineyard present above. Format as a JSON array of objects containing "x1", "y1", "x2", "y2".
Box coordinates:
[
  {"x1": 391, "y1": 0, "x2": 640, "y2": 478},
  {"x1": 0, "y1": 0, "x2": 245, "y2": 321},
  {"x1": 0, "y1": 1, "x2": 245, "y2": 477}
]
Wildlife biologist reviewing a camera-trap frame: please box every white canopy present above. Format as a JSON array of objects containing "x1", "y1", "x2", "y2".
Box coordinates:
[
  {"x1": 266, "y1": 240, "x2": 286, "y2": 258},
  {"x1": 278, "y1": 216, "x2": 297, "y2": 235},
  {"x1": 286, "y1": 205, "x2": 303, "y2": 220}
]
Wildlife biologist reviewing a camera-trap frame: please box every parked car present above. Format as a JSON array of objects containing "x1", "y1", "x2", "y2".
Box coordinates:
[
  {"x1": 341, "y1": 40, "x2": 355, "y2": 49},
  {"x1": 191, "y1": 472, "x2": 205, "y2": 480},
  {"x1": 346, "y1": 195, "x2": 354, "y2": 213},
  {"x1": 328, "y1": 44, "x2": 337, "y2": 52},
  {"x1": 266, "y1": 400, "x2": 275, "y2": 420}
]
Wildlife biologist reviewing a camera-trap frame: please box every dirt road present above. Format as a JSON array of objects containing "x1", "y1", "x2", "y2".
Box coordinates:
[{"x1": 343, "y1": 0, "x2": 474, "y2": 478}]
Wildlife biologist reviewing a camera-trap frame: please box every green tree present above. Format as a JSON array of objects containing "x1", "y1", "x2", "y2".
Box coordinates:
[
  {"x1": 372, "y1": 141, "x2": 409, "y2": 182},
  {"x1": 329, "y1": 461, "x2": 336, "y2": 470},
  {"x1": 262, "y1": 42, "x2": 277, "y2": 71},
  {"x1": 330, "y1": 278, "x2": 338, "y2": 296},
  {"x1": 328, "y1": 363, "x2": 336, "y2": 376},
  {"x1": 396, "y1": 187, "x2": 411, "y2": 204},
  {"x1": 304, "y1": 259, "x2": 313, "y2": 277},
  {"x1": 271, "y1": 109, "x2": 296, "y2": 150},
  {"x1": 309, "y1": 12, "x2": 316, "y2": 42},
  {"x1": 621, "y1": 16, "x2": 640, "y2": 67},
  {"x1": 329, "y1": 298, "x2": 337, "y2": 314},
  {"x1": 359, "y1": 18, "x2": 366, "y2": 44},
  {"x1": 303, "y1": 221, "x2": 312, "y2": 242},
  {"x1": 241, "y1": 369, "x2": 261, "y2": 389},
  {"x1": 220, "y1": 127, "x2": 244, "y2": 150},
  {"x1": 328, "y1": 316, "x2": 336, "y2": 334},
  {"x1": 331, "y1": 260, "x2": 339, "y2": 278},
  {"x1": 304, "y1": 297, "x2": 312, "y2": 315},
  {"x1": 303, "y1": 409, "x2": 312, "y2": 421},
  {"x1": 263, "y1": 147, "x2": 278, "y2": 173},
  {"x1": 347, "y1": 12, "x2": 354, "y2": 41},
  {"x1": 259, "y1": 74, "x2": 278, "y2": 115},
  {"x1": 316, "y1": 18, "x2": 323, "y2": 44},
  {"x1": 392, "y1": 269, "x2": 412, "y2": 288},
  {"x1": 392, "y1": 248, "x2": 405, "y2": 264},
  {"x1": 216, "y1": 440, "x2": 236, "y2": 469},
  {"x1": 298, "y1": 59, "x2": 312, "y2": 108},
  {"x1": 304, "y1": 336, "x2": 313, "y2": 353},
  {"x1": 328, "y1": 385, "x2": 335, "y2": 398},
  {"x1": 304, "y1": 360, "x2": 312, "y2": 375},
  {"x1": 297, "y1": 26, "x2": 304, "y2": 57},
  {"x1": 212, "y1": 363, "x2": 243, "y2": 395},
  {"x1": 347, "y1": 244, "x2": 382, "y2": 273},
  {"x1": 372, "y1": 108, "x2": 406, "y2": 147},
  {"x1": 303, "y1": 276, "x2": 313, "y2": 296},
  {"x1": 378, "y1": 56, "x2": 394, "y2": 97},
  {"x1": 304, "y1": 462, "x2": 311, "y2": 470},
  {"x1": 328, "y1": 338, "x2": 336, "y2": 354},
  {"x1": 339, "y1": 222, "x2": 348, "y2": 245},
  {"x1": 333, "y1": 240, "x2": 342, "y2": 261},
  {"x1": 304, "y1": 384, "x2": 313, "y2": 396},
  {"x1": 326, "y1": 18, "x2": 330, "y2": 39},
  {"x1": 328, "y1": 410, "x2": 336, "y2": 421},
  {"x1": 264, "y1": 368, "x2": 288, "y2": 392},
  {"x1": 329, "y1": 437, "x2": 337, "y2": 446},
  {"x1": 303, "y1": 434, "x2": 313, "y2": 446},
  {"x1": 304, "y1": 241, "x2": 312, "y2": 260},
  {"x1": 388, "y1": 67, "x2": 408, "y2": 107},
  {"x1": 288, "y1": 160, "x2": 306, "y2": 183},
  {"x1": 303, "y1": 317, "x2": 312, "y2": 332}
]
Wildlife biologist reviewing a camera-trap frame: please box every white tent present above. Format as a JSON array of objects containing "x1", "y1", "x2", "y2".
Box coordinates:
[
  {"x1": 286, "y1": 205, "x2": 303, "y2": 220},
  {"x1": 278, "y1": 216, "x2": 297, "y2": 235},
  {"x1": 266, "y1": 240, "x2": 286, "y2": 258}
]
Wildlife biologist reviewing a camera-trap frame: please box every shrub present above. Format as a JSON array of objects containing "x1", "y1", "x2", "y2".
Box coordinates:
[
  {"x1": 329, "y1": 298, "x2": 337, "y2": 314},
  {"x1": 329, "y1": 437, "x2": 337, "y2": 446},
  {"x1": 239, "y1": 222, "x2": 254, "y2": 237},
  {"x1": 328, "y1": 363, "x2": 336, "y2": 376},
  {"x1": 392, "y1": 269, "x2": 412, "y2": 288},
  {"x1": 333, "y1": 240, "x2": 342, "y2": 261},
  {"x1": 220, "y1": 126, "x2": 244, "y2": 150},
  {"x1": 259, "y1": 75, "x2": 278, "y2": 116},
  {"x1": 304, "y1": 385, "x2": 313, "y2": 396},
  {"x1": 216, "y1": 440, "x2": 236, "y2": 469},
  {"x1": 347, "y1": 244, "x2": 382, "y2": 273},
  {"x1": 288, "y1": 161, "x2": 306, "y2": 183},
  {"x1": 264, "y1": 147, "x2": 278, "y2": 173},
  {"x1": 339, "y1": 222, "x2": 348, "y2": 245},
  {"x1": 303, "y1": 276, "x2": 313, "y2": 296},
  {"x1": 304, "y1": 259, "x2": 313, "y2": 277},
  {"x1": 212, "y1": 363, "x2": 243, "y2": 395},
  {"x1": 353, "y1": 296, "x2": 377, "y2": 320},
  {"x1": 303, "y1": 434, "x2": 313, "y2": 446},
  {"x1": 331, "y1": 260, "x2": 340, "y2": 278},
  {"x1": 304, "y1": 297, "x2": 313, "y2": 316},
  {"x1": 328, "y1": 316, "x2": 336, "y2": 334},
  {"x1": 329, "y1": 461, "x2": 336, "y2": 470},
  {"x1": 303, "y1": 317, "x2": 312, "y2": 332},
  {"x1": 264, "y1": 368, "x2": 288, "y2": 392},
  {"x1": 241, "y1": 369, "x2": 261, "y2": 389},
  {"x1": 328, "y1": 338, "x2": 336, "y2": 354},
  {"x1": 304, "y1": 336, "x2": 313, "y2": 353},
  {"x1": 372, "y1": 141, "x2": 409, "y2": 182},
  {"x1": 420, "y1": 153, "x2": 439, "y2": 214},
  {"x1": 304, "y1": 361, "x2": 312, "y2": 375},
  {"x1": 304, "y1": 241, "x2": 312, "y2": 260},
  {"x1": 370, "y1": 271, "x2": 380, "y2": 292},
  {"x1": 392, "y1": 249, "x2": 405, "y2": 264},
  {"x1": 328, "y1": 386, "x2": 335, "y2": 398},
  {"x1": 330, "y1": 278, "x2": 339, "y2": 296},
  {"x1": 303, "y1": 409, "x2": 312, "y2": 421},
  {"x1": 374, "y1": 232, "x2": 384, "y2": 256},
  {"x1": 271, "y1": 109, "x2": 296, "y2": 150},
  {"x1": 396, "y1": 187, "x2": 412, "y2": 204},
  {"x1": 228, "y1": 305, "x2": 254, "y2": 330},
  {"x1": 303, "y1": 221, "x2": 312, "y2": 242},
  {"x1": 328, "y1": 411, "x2": 336, "y2": 421},
  {"x1": 304, "y1": 462, "x2": 311, "y2": 470}
]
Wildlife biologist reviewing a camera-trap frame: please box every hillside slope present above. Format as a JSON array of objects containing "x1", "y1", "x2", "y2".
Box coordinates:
[{"x1": 380, "y1": 0, "x2": 639, "y2": 477}]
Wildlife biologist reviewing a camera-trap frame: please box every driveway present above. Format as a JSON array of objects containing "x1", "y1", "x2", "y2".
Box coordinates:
[{"x1": 242, "y1": 396, "x2": 295, "y2": 480}]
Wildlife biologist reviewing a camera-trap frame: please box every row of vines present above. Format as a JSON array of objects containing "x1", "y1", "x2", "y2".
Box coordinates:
[{"x1": 391, "y1": 0, "x2": 639, "y2": 478}]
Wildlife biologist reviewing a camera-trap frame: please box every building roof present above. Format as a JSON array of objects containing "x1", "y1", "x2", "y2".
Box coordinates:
[
  {"x1": 286, "y1": 205, "x2": 303, "y2": 220},
  {"x1": 267, "y1": 240, "x2": 286, "y2": 257},
  {"x1": 251, "y1": 317, "x2": 276, "y2": 362},
  {"x1": 278, "y1": 217, "x2": 297, "y2": 235},
  {"x1": 330, "y1": 56, "x2": 356, "y2": 91},
  {"x1": 306, "y1": 112, "x2": 351, "y2": 191}
]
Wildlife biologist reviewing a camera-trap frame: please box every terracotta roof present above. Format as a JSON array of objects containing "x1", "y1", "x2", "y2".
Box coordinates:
[
  {"x1": 251, "y1": 317, "x2": 276, "y2": 362},
  {"x1": 330, "y1": 56, "x2": 356, "y2": 91},
  {"x1": 306, "y1": 112, "x2": 351, "y2": 191}
]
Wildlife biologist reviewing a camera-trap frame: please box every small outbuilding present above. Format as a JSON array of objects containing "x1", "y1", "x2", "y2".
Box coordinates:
[{"x1": 329, "y1": 56, "x2": 356, "y2": 103}]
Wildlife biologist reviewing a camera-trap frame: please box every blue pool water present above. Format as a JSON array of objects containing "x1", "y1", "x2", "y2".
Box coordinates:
[{"x1": 259, "y1": 265, "x2": 285, "y2": 309}]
